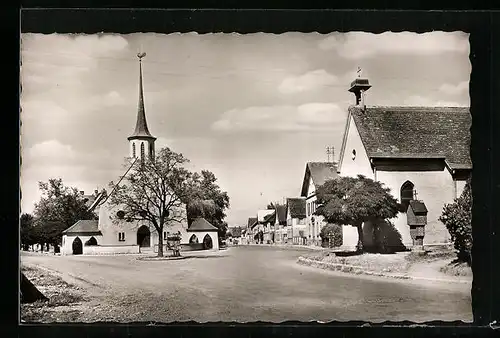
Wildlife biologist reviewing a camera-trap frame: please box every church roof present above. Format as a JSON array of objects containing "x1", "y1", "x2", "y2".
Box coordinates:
[
  {"x1": 286, "y1": 198, "x2": 306, "y2": 219},
  {"x1": 62, "y1": 220, "x2": 101, "y2": 235},
  {"x1": 301, "y1": 162, "x2": 338, "y2": 197},
  {"x1": 349, "y1": 106, "x2": 471, "y2": 170},
  {"x1": 187, "y1": 217, "x2": 218, "y2": 232},
  {"x1": 128, "y1": 56, "x2": 156, "y2": 141}
]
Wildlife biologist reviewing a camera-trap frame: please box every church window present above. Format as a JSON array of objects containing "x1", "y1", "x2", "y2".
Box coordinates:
[
  {"x1": 400, "y1": 181, "x2": 415, "y2": 213},
  {"x1": 352, "y1": 149, "x2": 357, "y2": 160},
  {"x1": 118, "y1": 232, "x2": 126, "y2": 242},
  {"x1": 132, "y1": 143, "x2": 136, "y2": 158},
  {"x1": 141, "y1": 142, "x2": 145, "y2": 159}
]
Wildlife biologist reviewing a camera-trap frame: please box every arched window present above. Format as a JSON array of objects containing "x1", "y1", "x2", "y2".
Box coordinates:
[
  {"x1": 400, "y1": 181, "x2": 415, "y2": 212},
  {"x1": 189, "y1": 234, "x2": 199, "y2": 244},
  {"x1": 140, "y1": 142, "x2": 145, "y2": 159},
  {"x1": 149, "y1": 142, "x2": 154, "y2": 159},
  {"x1": 132, "y1": 143, "x2": 136, "y2": 158}
]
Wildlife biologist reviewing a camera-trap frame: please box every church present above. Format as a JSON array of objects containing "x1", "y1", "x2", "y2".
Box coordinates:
[
  {"x1": 336, "y1": 75, "x2": 471, "y2": 250},
  {"x1": 61, "y1": 54, "x2": 219, "y2": 255}
]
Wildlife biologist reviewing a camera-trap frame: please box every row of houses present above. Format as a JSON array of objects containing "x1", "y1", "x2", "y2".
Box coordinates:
[{"x1": 244, "y1": 75, "x2": 471, "y2": 252}]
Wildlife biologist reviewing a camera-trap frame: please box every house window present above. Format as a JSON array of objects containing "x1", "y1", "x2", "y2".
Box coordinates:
[
  {"x1": 118, "y1": 232, "x2": 126, "y2": 242},
  {"x1": 132, "y1": 143, "x2": 136, "y2": 158},
  {"x1": 400, "y1": 181, "x2": 415, "y2": 212}
]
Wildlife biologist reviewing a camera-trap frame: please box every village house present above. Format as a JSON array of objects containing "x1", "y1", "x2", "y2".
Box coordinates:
[
  {"x1": 257, "y1": 209, "x2": 276, "y2": 243},
  {"x1": 285, "y1": 197, "x2": 307, "y2": 245},
  {"x1": 247, "y1": 217, "x2": 258, "y2": 243},
  {"x1": 61, "y1": 54, "x2": 219, "y2": 255},
  {"x1": 337, "y1": 75, "x2": 471, "y2": 250},
  {"x1": 272, "y1": 204, "x2": 287, "y2": 243}
]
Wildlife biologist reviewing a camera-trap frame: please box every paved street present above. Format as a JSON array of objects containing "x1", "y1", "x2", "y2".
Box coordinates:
[{"x1": 21, "y1": 246, "x2": 472, "y2": 323}]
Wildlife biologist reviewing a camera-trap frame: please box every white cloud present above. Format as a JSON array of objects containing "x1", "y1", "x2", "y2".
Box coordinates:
[
  {"x1": 439, "y1": 81, "x2": 469, "y2": 95},
  {"x1": 403, "y1": 95, "x2": 466, "y2": 107},
  {"x1": 319, "y1": 32, "x2": 469, "y2": 59},
  {"x1": 278, "y1": 69, "x2": 339, "y2": 94},
  {"x1": 103, "y1": 91, "x2": 127, "y2": 106},
  {"x1": 211, "y1": 103, "x2": 346, "y2": 132},
  {"x1": 26, "y1": 139, "x2": 76, "y2": 160}
]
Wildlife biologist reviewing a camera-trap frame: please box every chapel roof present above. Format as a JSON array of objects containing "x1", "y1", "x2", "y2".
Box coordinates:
[
  {"x1": 62, "y1": 220, "x2": 102, "y2": 235},
  {"x1": 349, "y1": 105, "x2": 471, "y2": 170},
  {"x1": 187, "y1": 217, "x2": 218, "y2": 232},
  {"x1": 286, "y1": 197, "x2": 306, "y2": 219},
  {"x1": 301, "y1": 162, "x2": 339, "y2": 196}
]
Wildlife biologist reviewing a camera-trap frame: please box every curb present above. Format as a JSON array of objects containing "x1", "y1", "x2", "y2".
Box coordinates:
[{"x1": 297, "y1": 257, "x2": 471, "y2": 284}]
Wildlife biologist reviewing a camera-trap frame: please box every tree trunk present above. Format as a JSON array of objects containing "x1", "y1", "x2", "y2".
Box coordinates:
[
  {"x1": 157, "y1": 225, "x2": 164, "y2": 257},
  {"x1": 356, "y1": 223, "x2": 364, "y2": 253}
]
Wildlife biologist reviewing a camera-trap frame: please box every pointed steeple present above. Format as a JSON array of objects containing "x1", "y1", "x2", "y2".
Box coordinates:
[{"x1": 128, "y1": 52, "x2": 156, "y2": 141}]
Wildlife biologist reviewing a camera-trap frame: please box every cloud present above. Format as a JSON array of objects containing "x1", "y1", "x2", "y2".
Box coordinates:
[
  {"x1": 25, "y1": 140, "x2": 76, "y2": 165},
  {"x1": 402, "y1": 95, "x2": 466, "y2": 107},
  {"x1": 439, "y1": 81, "x2": 469, "y2": 95},
  {"x1": 278, "y1": 69, "x2": 339, "y2": 94},
  {"x1": 211, "y1": 103, "x2": 346, "y2": 132},
  {"x1": 103, "y1": 90, "x2": 127, "y2": 107},
  {"x1": 318, "y1": 32, "x2": 469, "y2": 59}
]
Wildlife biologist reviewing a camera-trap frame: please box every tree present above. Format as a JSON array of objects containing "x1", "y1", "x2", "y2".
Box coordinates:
[
  {"x1": 33, "y1": 179, "x2": 97, "y2": 250},
  {"x1": 187, "y1": 170, "x2": 230, "y2": 241},
  {"x1": 315, "y1": 175, "x2": 399, "y2": 253},
  {"x1": 439, "y1": 178, "x2": 472, "y2": 265},
  {"x1": 20, "y1": 213, "x2": 35, "y2": 250},
  {"x1": 108, "y1": 148, "x2": 193, "y2": 257},
  {"x1": 319, "y1": 223, "x2": 343, "y2": 248}
]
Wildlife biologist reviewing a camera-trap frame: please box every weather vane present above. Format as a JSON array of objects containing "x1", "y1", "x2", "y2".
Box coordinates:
[
  {"x1": 137, "y1": 52, "x2": 147, "y2": 61},
  {"x1": 357, "y1": 67, "x2": 362, "y2": 78}
]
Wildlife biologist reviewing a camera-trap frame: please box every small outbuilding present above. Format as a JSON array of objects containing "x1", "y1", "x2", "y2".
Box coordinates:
[{"x1": 186, "y1": 217, "x2": 220, "y2": 251}]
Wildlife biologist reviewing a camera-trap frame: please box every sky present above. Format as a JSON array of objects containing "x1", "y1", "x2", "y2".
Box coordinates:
[{"x1": 20, "y1": 31, "x2": 471, "y2": 226}]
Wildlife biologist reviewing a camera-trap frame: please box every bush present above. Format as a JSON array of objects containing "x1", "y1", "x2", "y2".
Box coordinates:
[
  {"x1": 320, "y1": 223, "x2": 343, "y2": 248},
  {"x1": 439, "y1": 178, "x2": 472, "y2": 265}
]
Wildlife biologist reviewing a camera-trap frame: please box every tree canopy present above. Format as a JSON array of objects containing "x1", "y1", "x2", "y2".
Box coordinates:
[
  {"x1": 32, "y1": 178, "x2": 97, "y2": 248},
  {"x1": 315, "y1": 175, "x2": 399, "y2": 252},
  {"x1": 108, "y1": 148, "x2": 193, "y2": 257},
  {"x1": 439, "y1": 178, "x2": 472, "y2": 264}
]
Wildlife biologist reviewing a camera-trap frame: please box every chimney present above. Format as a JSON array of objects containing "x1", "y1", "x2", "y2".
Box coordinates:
[{"x1": 348, "y1": 73, "x2": 371, "y2": 110}]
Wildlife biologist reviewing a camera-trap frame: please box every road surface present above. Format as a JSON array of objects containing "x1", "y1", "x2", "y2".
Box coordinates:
[{"x1": 21, "y1": 246, "x2": 472, "y2": 323}]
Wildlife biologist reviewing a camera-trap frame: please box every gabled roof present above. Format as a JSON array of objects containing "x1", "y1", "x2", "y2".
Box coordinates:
[
  {"x1": 409, "y1": 200, "x2": 428, "y2": 214},
  {"x1": 301, "y1": 162, "x2": 338, "y2": 197},
  {"x1": 346, "y1": 105, "x2": 471, "y2": 170},
  {"x1": 275, "y1": 204, "x2": 287, "y2": 224},
  {"x1": 286, "y1": 198, "x2": 306, "y2": 219},
  {"x1": 187, "y1": 217, "x2": 218, "y2": 232},
  {"x1": 247, "y1": 217, "x2": 258, "y2": 229},
  {"x1": 62, "y1": 220, "x2": 101, "y2": 235},
  {"x1": 257, "y1": 209, "x2": 275, "y2": 223}
]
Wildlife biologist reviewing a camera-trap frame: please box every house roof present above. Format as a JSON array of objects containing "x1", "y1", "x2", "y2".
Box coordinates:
[
  {"x1": 286, "y1": 198, "x2": 306, "y2": 219},
  {"x1": 348, "y1": 105, "x2": 471, "y2": 170},
  {"x1": 275, "y1": 204, "x2": 287, "y2": 224},
  {"x1": 301, "y1": 162, "x2": 339, "y2": 196},
  {"x1": 409, "y1": 200, "x2": 428, "y2": 214},
  {"x1": 187, "y1": 217, "x2": 218, "y2": 232},
  {"x1": 257, "y1": 209, "x2": 275, "y2": 223},
  {"x1": 62, "y1": 220, "x2": 101, "y2": 235},
  {"x1": 247, "y1": 217, "x2": 258, "y2": 229}
]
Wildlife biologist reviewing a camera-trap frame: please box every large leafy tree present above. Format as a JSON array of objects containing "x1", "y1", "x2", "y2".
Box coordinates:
[
  {"x1": 186, "y1": 170, "x2": 230, "y2": 241},
  {"x1": 108, "y1": 147, "x2": 193, "y2": 257},
  {"x1": 315, "y1": 175, "x2": 399, "y2": 252},
  {"x1": 439, "y1": 178, "x2": 472, "y2": 265},
  {"x1": 20, "y1": 213, "x2": 35, "y2": 250},
  {"x1": 33, "y1": 179, "x2": 97, "y2": 250}
]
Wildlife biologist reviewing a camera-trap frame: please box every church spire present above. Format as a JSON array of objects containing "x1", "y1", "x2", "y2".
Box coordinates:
[{"x1": 128, "y1": 52, "x2": 156, "y2": 141}]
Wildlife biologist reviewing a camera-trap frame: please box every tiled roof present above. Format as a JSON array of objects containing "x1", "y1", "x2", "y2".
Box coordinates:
[
  {"x1": 247, "y1": 217, "x2": 258, "y2": 229},
  {"x1": 187, "y1": 217, "x2": 218, "y2": 232},
  {"x1": 301, "y1": 162, "x2": 338, "y2": 196},
  {"x1": 275, "y1": 204, "x2": 287, "y2": 224},
  {"x1": 287, "y1": 198, "x2": 306, "y2": 219},
  {"x1": 257, "y1": 209, "x2": 275, "y2": 223},
  {"x1": 349, "y1": 106, "x2": 471, "y2": 170},
  {"x1": 62, "y1": 220, "x2": 101, "y2": 235},
  {"x1": 409, "y1": 200, "x2": 428, "y2": 214}
]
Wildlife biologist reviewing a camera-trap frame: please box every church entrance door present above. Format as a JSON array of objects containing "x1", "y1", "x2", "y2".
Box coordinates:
[
  {"x1": 72, "y1": 237, "x2": 83, "y2": 255},
  {"x1": 137, "y1": 225, "x2": 151, "y2": 248}
]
